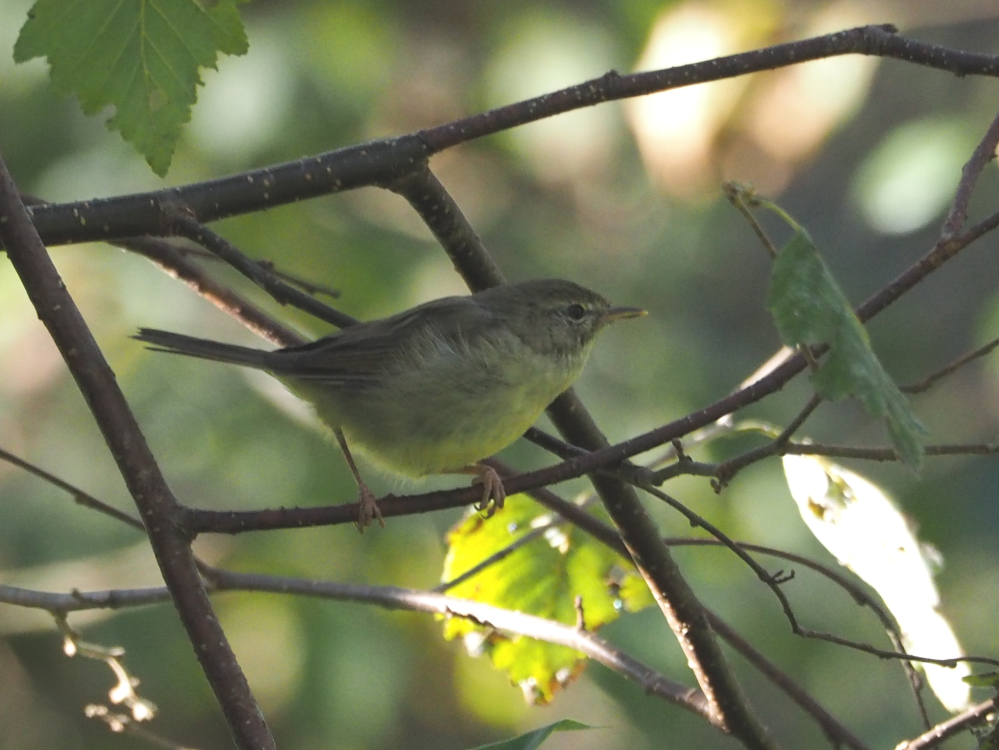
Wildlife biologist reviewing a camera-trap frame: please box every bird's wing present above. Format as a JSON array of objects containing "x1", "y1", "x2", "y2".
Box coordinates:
[{"x1": 268, "y1": 295, "x2": 499, "y2": 385}]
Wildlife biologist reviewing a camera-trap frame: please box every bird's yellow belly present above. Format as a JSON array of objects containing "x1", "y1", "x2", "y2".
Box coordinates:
[{"x1": 308, "y1": 348, "x2": 580, "y2": 476}]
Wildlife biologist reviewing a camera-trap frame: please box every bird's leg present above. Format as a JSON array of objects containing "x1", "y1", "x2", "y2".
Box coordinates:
[
  {"x1": 334, "y1": 428, "x2": 384, "y2": 531},
  {"x1": 449, "y1": 463, "x2": 506, "y2": 517}
]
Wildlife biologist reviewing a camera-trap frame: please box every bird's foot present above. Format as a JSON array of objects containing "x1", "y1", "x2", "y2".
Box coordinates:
[
  {"x1": 355, "y1": 482, "x2": 385, "y2": 532},
  {"x1": 472, "y1": 464, "x2": 506, "y2": 518}
]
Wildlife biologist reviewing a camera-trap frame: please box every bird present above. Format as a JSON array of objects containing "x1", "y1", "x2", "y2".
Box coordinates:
[{"x1": 134, "y1": 279, "x2": 645, "y2": 529}]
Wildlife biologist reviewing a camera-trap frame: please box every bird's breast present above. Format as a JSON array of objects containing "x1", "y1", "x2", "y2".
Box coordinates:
[{"x1": 326, "y1": 337, "x2": 585, "y2": 476}]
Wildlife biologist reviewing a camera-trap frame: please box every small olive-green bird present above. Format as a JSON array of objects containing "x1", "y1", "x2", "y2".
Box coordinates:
[{"x1": 135, "y1": 279, "x2": 645, "y2": 528}]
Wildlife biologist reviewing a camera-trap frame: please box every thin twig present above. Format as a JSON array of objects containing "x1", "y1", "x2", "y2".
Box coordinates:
[
  {"x1": 941, "y1": 105, "x2": 999, "y2": 238},
  {"x1": 631, "y1": 485, "x2": 999, "y2": 670},
  {"x1": 167, "y1": 214, "x2": 357, "y2": 329},
  {"x1": 0, "y1": 446, "x2": 145, "y2": 532},
  {"x1": 782, "y1": 442, "x2": 999, "y2": 461},
  {"x1": 705, "y1": 614, "x2": 872, "y2": 750},
  {"x1": 118, "y1": 236, "x2": 305, "y2": 348},
  {"x1": 171, "y1": 244, "x2": 342, "y2": 296},
  {"x1": 896, "y1": 698, "x2": 997, "y2": 750},
  {"x1": 902, "y1": 335, "x2": 999, "y2": 393}
]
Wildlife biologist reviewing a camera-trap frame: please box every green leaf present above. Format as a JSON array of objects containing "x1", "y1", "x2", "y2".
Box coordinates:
[
  {"x1": 470, "y1": 719, "x2": 595, "y2": 750},
  {"x1": 963, "y1": 671, "x2": 999, "y2": 689},
  {"x1": 14, "y1": 0, "x2": 249, "y2": 175},
  {"x1": 441, "y1": 495, "x2": 652, "y2": 705},
  {"x1": 767, "y1": 227, "x2": 926, "y2": 468}
]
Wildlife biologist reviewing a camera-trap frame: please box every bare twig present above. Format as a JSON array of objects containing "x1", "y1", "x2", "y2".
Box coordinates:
[
  {"x1": 629, "y1": 485, "x2": 999, "y2": 670},
  {"x1": 705, "y1": 615, "x2": 871, "y2": 750},
  {"x1": 208, "y1": 569, "x2": 719, "y2": 721},
  {"x1": 941, "y1": 105, "x2": 999, "y2": 238},
  {"x1": 167, "y1": 214, "x2": 357, "y2": 329},
  {"x1": 781, "y1": 442, "x2": 999, "y2": 461},
  {"x1": 117, "y1": 236, "x2": 305, "y2": 348},
  {"x1": 902, "y1": 335, "x2": 999, "y2": 393},
  {"x1": 896, "y1": 698, "x2": 997, "y2": 750},
  {"x1": 0, "y1": 446, "x2": 145, "y2": 532}
]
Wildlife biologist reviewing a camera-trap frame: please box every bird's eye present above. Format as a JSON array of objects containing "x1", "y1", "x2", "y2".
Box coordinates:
[{"x1": 564, "y1": 303, "x2": 587, "y2": 322}]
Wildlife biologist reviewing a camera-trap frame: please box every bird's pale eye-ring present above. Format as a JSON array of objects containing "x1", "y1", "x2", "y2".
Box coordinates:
[{"x1": 564, "y1": 303, "x2": 587, "y2": 322}]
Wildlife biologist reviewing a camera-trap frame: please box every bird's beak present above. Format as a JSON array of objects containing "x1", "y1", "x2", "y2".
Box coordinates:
[{"x1": 604, "y1": 305, "x2": 647, "y2": 323}]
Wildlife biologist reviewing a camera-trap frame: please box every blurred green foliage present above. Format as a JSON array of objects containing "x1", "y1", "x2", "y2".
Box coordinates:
[{"x1": 3, "y1": 1, "x2": 999, "y2": 749}]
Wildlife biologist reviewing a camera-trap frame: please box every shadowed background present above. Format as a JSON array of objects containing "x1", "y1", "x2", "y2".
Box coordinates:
[{"x1": 2, "y1": 1, "x2": 999, "y2": 748}]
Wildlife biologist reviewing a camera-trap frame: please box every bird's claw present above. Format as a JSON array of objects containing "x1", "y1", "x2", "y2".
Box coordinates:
[
  {"x1": 355, "y1": 483, "x2": 385, "y2": 532},
  {"x1": 473, "y1": 465, "x2": 506, "y2": 518}
]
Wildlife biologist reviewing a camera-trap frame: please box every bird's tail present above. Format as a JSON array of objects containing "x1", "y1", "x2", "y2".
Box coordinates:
[{"x1": 134, "y1": 328, "x2": 272, "y2": 369}]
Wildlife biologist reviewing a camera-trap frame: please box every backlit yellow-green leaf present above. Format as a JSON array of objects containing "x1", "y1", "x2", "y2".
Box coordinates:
[{"x1": 441, "y1": 494, "x2": 650, "y2": 704}]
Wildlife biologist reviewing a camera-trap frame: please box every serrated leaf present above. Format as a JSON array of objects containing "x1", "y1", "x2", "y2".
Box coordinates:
[
  {"x1": 14, "y1": 0, "x2": 248, "y2": 175},
  {"x1": 470, "y1": 719, "x2": 594, "y2": 750},
  {"x1": 767, "y1": 228, "x2": 925, "y2": 467},
  {"x1": 441, "y1": 495, "x2": 651, "y2": 705}
]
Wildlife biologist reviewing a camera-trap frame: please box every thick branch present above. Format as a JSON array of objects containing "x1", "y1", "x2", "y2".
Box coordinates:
[
  {"x1": 24, "y1": 136, "x2": 430, "y2": 247},
  {"x1": 0, "y1": 156, "x2": 275, "y2": 750},
  {"x1": 391, "y1": 168, "x2": 777, "y2": 749},
  {"x1": 13, "y1": 26, "x2": 999, "y2": 251}
]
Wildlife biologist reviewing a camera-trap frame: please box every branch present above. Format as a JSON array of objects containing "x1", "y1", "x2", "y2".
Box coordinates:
[
  {"x1": 25, "y1": 136, "x2": 431, "y2": 246},
  {"x1": 419, "y1": 25, "x2": 999, "y2": 152},
  {"x1": 14, "y1": 26, "x2": 999, "y2": 250},
  {"x1": 117, "y1": 235, "x2": 305, "y2": 348},
  {"x1": 0, "y1": 441, "x2": 896, "y2": 750},
  {"x1": 941, "y1": 104, "x2": 999, "y2": 238},
  {"x1": 209, "y1": 568, "x2": 716, "y2": 719},
  {"x1": 705, "y1": 615, "x2": 871, "y2": 750},
  {"x1": 897, "y1": 698, "x2": 997, "y2": 750},
  {"x1": 0, "y1": 571, "x2": 714, "y2": 724},
  {"x1": 390, "y1": 168, "x2": 777, "y2": 748},
  {"x1": 387, "y1": 168, "x2": 506, "y2": 291},
  {"x1": 166, "y1": 215, "x2": 357, "y2": 329},
  {"x1": 0, "y1": 156, "x2": 275, "y2": 750},
  {"x1": 787, "y1": 441, "x2": 999, "y2": 462},
  {"x1": 0, "y1": 445, "x2": 146, "y2": 532},
  {"x1": 902, "y1": 335, "x2": 999, "y2": 393}
]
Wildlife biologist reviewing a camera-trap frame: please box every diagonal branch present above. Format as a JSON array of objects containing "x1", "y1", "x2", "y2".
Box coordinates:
[
  {"x1": 389, "y1": 167, "x2": 777, "y2": 749},
  {"x1": 115, "y1": 235, "x2": 305, "y2": 348},
  {"x1": 0, "y1": 155, "x2": 276, "y2": 750},
  {"x1": 941, "y1": 104, "x2": 999, "y2": 238},
  {"x1": 897, "y1": 698, "x2": 997, "y2": 750},
  {"x1": 166, "y1": 215, "x2": 357, "y2": 329}
]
